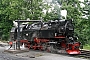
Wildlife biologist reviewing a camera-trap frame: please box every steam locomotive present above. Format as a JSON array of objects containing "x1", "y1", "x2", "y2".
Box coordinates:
[{"x1": 9, "y1": 19, "x2": 81, "y2": 54}]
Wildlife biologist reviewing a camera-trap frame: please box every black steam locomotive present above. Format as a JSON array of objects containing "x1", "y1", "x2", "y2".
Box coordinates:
[{"x1": 9, "y1": 19, "x2": 81, "y2": 54}]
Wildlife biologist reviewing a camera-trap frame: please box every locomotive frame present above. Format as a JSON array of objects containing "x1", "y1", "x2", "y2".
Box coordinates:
[{"x1": 9, "y1": 19, "x2": 82, "y2": 54}]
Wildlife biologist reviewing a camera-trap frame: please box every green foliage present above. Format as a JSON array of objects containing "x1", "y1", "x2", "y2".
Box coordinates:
[
  {"x1": 60, "y1": 0, "x2": 90, "y2": 45},
  {"x1": 84, "y1": 44, "x2": 90, "y2": 50},
  {"x1": 0, "y1": 0, "x2": 44, "y2": 40},
  {"x1": 22, "y1": 0, "x2": 43, "y2": 20}
]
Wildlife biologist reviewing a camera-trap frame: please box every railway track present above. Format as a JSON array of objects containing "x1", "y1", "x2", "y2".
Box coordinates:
[
  {"x1": 70, "y1": 50, "x2": 90, "y2": 59},
  {"x1": 29, "y1": 49, "x2": 90, "y2": 59},
  {"x1": 45, "y1": 49, "x2": 90, "y2": 59},
  {"x1": 30, "y1": 49, "x2": 90, "y2": 59}
]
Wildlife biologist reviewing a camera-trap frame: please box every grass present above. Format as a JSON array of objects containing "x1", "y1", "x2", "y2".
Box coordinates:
[{"x1": 83, "y1": 44, "x2": 90, "y2": 50}]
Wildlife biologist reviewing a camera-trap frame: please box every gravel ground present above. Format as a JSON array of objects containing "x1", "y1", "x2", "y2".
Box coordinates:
[
  {"x1": 0, "y1": 42, "x2": 87, "y2": 60},
  {"x1": 14, "y1": 50, "x2": 87, "y2": 60},
  {"x1": 0, "y1": 52, "x2": 27, "y2": 60}
]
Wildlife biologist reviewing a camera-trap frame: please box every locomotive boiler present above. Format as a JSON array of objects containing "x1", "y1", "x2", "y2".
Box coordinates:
[{"x1": 9, "y1": 19, "x2": 81, "y2": 54}]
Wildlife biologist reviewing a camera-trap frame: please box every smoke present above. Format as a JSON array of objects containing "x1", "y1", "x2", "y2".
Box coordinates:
[
  {"x1": 43, "y1": 0, "x2": 67, "y2": 19},
  {"x1": 52, "y1": 0, "x2": 62, "y2": 19},
  {"x1": 43, "y1": 0, "x2": 52, "y2": 3},
  {"x1": 52, "y1": 0, "x2": 67, "y2": 19}
]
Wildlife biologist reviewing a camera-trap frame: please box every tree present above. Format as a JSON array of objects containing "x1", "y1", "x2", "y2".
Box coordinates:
[
  {"x1": 22, "y1": 0, "x2": 43, "y2": 20},
  {"x1": 0, "y1": 0, "x2": 13, "y2": 40},
  {"x1": 0, "y1": 0, "x2": 47, "y2": 40},
  {"x1": 82, "y1": 0, "x2": 90, "y2": 45},
  {"x1": 57, "y1": 0, "x2": 89, "y2": 45}
]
